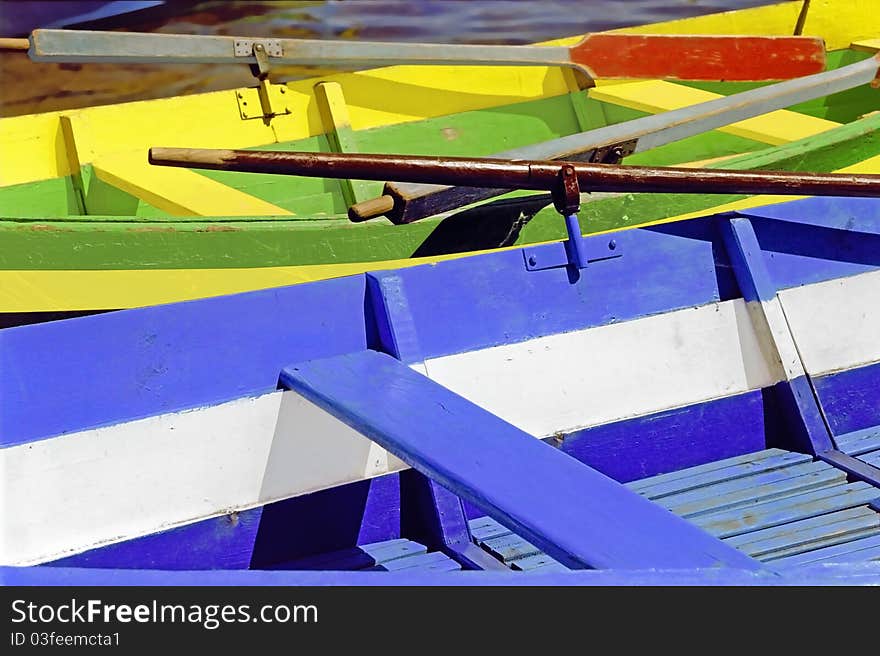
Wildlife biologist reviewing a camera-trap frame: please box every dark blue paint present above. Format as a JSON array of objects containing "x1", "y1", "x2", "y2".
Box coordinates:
[
  {"x1": 384, "y1": 227, "x2": 721, "y2": 360},
  {"x1": 280, "y1": 349, "x2": 761, "y2": 570},
  {"x1": 768, "y1": 377, "x2": 834, "y2": 456},
  {"x1": 738, "y1": 196, "x2": 880, "y2": 234},
  {"x1": 0, "y1": 275, "x2": 369, "y2": 446},
  {"x1": 399, "y1": 470, "x2": 509, "y2": 571},
  {"x1": 48, "y1": 507, "x2": 264, "y2": 570},
  {"x1": 643, "y1": 215, "x2": 741, "y2": 301},
  {"x1": 814, "y1": 362, "x2": 880, "y2": 436},
  {"x1": 366, "y1": 272, "x2": 424, "y2": 364},
  {"x1": 7, "y1": 564, "x2": 880, "y2": 586},
  {"x1": 250, "y1": 474, "x2": 400, "y2": 568},
  {"x1": 745, "y1": 215, "x2": 880, "y2": 291},
  {"x1": 721, "y1": 217, "x2": 776, "y2": 302},
  {"x1": 47, "y1": 474, "x2": 401, "y2": 570},
  {"x1": 558, "y1": 390, "x2": 770, "y2": 483}
]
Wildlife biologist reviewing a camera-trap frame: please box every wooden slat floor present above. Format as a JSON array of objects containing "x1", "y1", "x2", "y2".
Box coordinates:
[
  {"x1": 275, "y1": 431, "x2": 880, "y2": 573},
  {"x1": 468, "y1": 440, "x2": 880, "y2": 572},
  {"x1": 275, "y1": 538, "x2": 462, "y2": 573}
]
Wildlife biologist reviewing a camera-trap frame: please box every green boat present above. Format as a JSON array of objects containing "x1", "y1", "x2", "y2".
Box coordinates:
[{"x1": 0, "y1": 0, "x2": 878, "y2": 316}]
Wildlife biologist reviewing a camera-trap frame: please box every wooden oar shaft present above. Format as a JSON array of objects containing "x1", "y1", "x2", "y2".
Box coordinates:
[
  {"x1": 149, "y1": 147, "x2": 880, "y2": 203},
  {"x1": 0, "y1": 38, "x2": 29, "y2": 51}
]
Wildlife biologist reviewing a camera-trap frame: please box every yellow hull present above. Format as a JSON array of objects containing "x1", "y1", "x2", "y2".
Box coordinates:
[{"x1": 2, "y1": 0, "x2": 878, "y2": 312}]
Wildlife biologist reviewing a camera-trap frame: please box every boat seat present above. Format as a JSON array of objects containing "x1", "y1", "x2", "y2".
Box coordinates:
[
  {"x1": 281, "y1": 350, "x2": 758, "y2": 571},
  {"x1": 273, "y1": 538, "x2": 461, "y2": 573},
  {"x1": 470, "y1": 447, "x2": 880, "y2": 572}
]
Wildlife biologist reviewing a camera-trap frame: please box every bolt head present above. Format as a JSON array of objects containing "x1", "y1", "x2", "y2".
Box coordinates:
[
  {"x1": 528, "y1": 255, "x2": 537, "y2": 266},
  {"x1": 608, "y1": 239, "x2": 617, "y2": 250}
]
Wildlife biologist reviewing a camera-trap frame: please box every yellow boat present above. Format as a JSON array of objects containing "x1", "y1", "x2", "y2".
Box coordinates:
[{"x1": 0, "y1": 0, "x2": 878, "y2": 318}]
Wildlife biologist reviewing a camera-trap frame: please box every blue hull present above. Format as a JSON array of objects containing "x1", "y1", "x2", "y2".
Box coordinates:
[{"x1": 3, "y1": 195, "x2": 880, "y2": 584}]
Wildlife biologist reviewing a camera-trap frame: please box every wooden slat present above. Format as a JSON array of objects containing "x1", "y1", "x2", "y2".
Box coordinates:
[
  {"x1": 694, "y1": 482, "x2": 879, "y2": 539},
  {"x1": 481, "y1": 534, "x2": 542, "y2": 563},
  {"x1": 509, "y1": 553, "x2": 567, "y2": 572},
  {"x1": 280, "y1": 350, "x2": 760, "y2": 570},
  {"x1": 630, "y1": 450, "x2": 812, "y2": 499},
  {"x1": 836, "y1": 427, "x2": 880, "y2": 456},
  {"x1": 731, "y1": 509, "x2": 880, "y2": 560},
  {"x1": 471, "y1": 523, "x2": 513, "y2": 543},
  {"x1": 725, "y1": 506, "x2": 875, "y2": 549},
  {"x1": 771, "y1": 533, "x2": 880, "y2": 568},
  {"x1": 628, "y1": 449, "x2": 793, "y2": 492},
  {"x1": 371, "y1": 551, "x2": 460, "y2": 571},
  {"x1": 661, "y1": 464, "x2": 845, "y2": 519},
  {"x1": 93, "y1": 152, "x2": 292, "y2": 216},
  {"x1": 361, "y1": 539, "x2": 427, "y2": 564},
  {"x1": 747, "y1": 519, "x2": 880, "y2": 562}
]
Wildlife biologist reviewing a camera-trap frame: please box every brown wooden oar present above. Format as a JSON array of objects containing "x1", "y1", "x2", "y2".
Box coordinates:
[
  {"x1": 29, "y1": 29, "x2": 826, "y2": 82},
  {"x1": 148, "y1": 148, "x2": 880, "y2": 201},
  {"x1": 0, "y1": 38, "x2": 29, "y2": 51}
]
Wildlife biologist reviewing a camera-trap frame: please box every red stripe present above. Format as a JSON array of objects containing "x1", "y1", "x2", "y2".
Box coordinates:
[{"x1": 570, "y1": 34, "x2": 826, "y2": 81}]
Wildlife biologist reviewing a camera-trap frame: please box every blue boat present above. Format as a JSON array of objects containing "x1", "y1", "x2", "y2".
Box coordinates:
[{"x1": 3, "y1": 194, "x2": 880, "y2": 585}]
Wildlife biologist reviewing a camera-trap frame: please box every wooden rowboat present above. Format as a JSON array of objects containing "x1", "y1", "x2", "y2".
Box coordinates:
[
  {"x1": 0, "y1": 0, "x2": 878, "y2": 320},
  {"x1": 3, "y1": 193, "x2": 880, "y2": 584}
]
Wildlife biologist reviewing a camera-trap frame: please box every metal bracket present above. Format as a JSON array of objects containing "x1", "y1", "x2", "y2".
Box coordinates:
[
  {"x1": 235, "y1": 82, "x2": 291, "y2": 121},
  {"x1": 233, "y1": 38, "x2": 283, "y2": 59},
  {"x1": 589, "y1": 138, "x2": 638, "y2": 165},
  {"x1": 523, "y1": 236, "x2": 621, "y2": 272},
  {"x1": 233, "y1": 40, "x2": 285, "y2": 119}
]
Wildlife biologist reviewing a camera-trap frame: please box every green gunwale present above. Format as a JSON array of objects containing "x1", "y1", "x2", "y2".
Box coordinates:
[{"x1": 1, "y1": 111, "x2": 878, "y2": 270}]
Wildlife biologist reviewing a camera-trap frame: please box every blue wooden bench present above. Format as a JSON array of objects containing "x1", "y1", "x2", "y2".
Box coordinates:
[{"x1": 280, "y1": 350, "x2": 759, "y2": 571}]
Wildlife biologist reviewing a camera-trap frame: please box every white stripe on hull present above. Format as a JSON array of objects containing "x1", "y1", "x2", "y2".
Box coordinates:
[
  {"x1": 425, "y1": 299, "x2": 783, "y2": 437},
  {"x1": 779, "y1": 269, "x2": 880, "y2": 377},
  {"x1": 1, "y1": 392, "x2": 406, "y2": 566}
]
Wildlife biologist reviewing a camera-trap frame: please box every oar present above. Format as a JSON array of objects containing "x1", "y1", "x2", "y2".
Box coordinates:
[
  {"x1": 0, "y1": 38, "x2": 29, "y2": 51},
  {"x1": 148, "y1": 148, "x2": 880, "y2": 200},
  {"x1": 346, "y1": 52, "x2": 880, "y2": 223},
  {"x1": 27, "y1": 29, "x2": 827, "y2": 83}
]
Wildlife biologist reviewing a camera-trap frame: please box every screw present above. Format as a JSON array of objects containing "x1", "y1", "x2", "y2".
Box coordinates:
[
  {"x1": 528, "y1": 255, "x2": 537, "y2": 266},
  {"x1": 608, "y1": 239, "x2": 617, "y2": 250},
  {"x1": 237, "y1": 92, "x2": 243, "y2": 98},
  {"x1": 255, "y1": 44, "x2": 264, "y2": 52}
]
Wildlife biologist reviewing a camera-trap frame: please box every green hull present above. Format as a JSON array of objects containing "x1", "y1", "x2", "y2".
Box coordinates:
[{"x1": 0, "y1": 50, "x2": 877, "y2": 271}]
